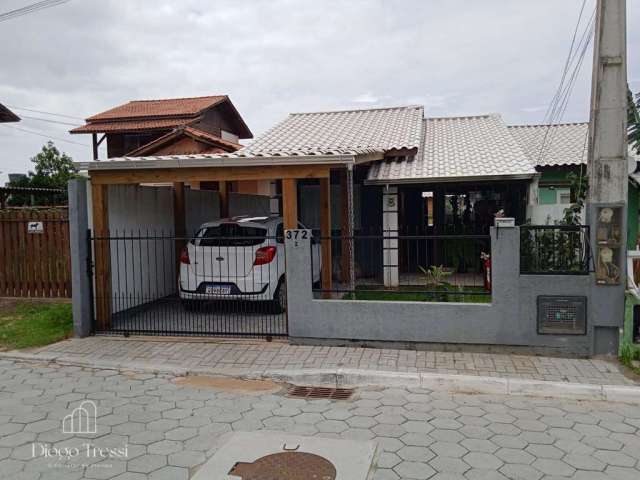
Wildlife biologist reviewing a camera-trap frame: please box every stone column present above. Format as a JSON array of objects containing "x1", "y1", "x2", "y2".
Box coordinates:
[{"x1": 383, "y1": 186, "x2": 399, "y2": 287}]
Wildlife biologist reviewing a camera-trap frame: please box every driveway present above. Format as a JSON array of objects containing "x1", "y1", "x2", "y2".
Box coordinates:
[{"x1": 0, "y1": 358, "x2": 639, "y2": 479}]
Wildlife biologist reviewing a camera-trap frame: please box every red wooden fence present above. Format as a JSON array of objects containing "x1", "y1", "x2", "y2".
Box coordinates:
[{"x1": 0, "y1": 209, "x2": 71, "y2": 297}]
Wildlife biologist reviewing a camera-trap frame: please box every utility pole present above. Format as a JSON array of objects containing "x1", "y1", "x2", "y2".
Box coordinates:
[{"x1": 587, "y1": 0, "x2": 628, "y2": 354}]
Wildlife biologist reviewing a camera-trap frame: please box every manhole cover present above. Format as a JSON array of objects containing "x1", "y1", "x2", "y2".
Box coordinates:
[{"x1": 229, "y1": 451, "x2": 336, "y2": 480}]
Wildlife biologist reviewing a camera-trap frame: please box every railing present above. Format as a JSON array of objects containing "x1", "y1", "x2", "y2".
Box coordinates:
[
  {"x1": 520, "y1": 225, "x2": 590, "y2": 275},
  {"x1": 90, "y1": 231, "x2": 288, "y2": 338},
  {"x1": 311, "y1": 233, "x2": 491, "y2": 303}
]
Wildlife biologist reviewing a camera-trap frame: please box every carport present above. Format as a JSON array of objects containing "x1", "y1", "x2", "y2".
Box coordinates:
[{"x1": 76, "y1": 153, "x2": 370, "y2": 335}]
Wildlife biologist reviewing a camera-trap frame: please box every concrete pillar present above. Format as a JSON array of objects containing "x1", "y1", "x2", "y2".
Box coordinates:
[
  {"x1": 285, "y1": 229, "x2": 314, "y2": 338},
  {"x1": 587, "y1": 0, "x2": 628, "y2": 355},
  {"x1": 68, "y1": 178, "x2": 92, "y2": 337},
  {"x1": 526, "y1": 175, "x2": 540, "y2": 222},
  {"x1": 383, "y1": 186, "x2": 399, "y2": 287}
]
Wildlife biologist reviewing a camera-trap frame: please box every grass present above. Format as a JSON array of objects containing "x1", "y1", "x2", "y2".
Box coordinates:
[
  {"x1": 0, "y1": 300, "x2": 73, "y2": 350},
  {"x1": 342, "y1": 285, "x2": 491, "y2": 303},
  {"x1": 619, "y1": 342, "x2": 640, "y2": 376}
]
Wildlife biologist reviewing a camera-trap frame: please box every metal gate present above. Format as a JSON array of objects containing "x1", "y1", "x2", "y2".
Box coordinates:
[{"x1": 89, "y1": 230, "x2": 288, "y2": 338}]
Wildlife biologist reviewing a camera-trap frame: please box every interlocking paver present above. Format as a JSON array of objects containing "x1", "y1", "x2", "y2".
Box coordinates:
[{"x1": 0, "y1": 358, "x2": 638, "y2": 480}]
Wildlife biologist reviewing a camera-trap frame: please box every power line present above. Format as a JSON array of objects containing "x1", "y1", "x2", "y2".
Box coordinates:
[
  {"x1": 0, "y1": 0, "x2": 70, "y2": 23},
  {"x1": 0, "y1": 124, "x2": 89, "y2": 147},
  {"x1": 536, "y1": 3, "x2": 595, "y2": 165},
  {"x1": 19, "y1": 114, "x2": 80, "y2": 127},
  {"x1": 7, "y1": 105, "x2": 83, "y2": 121}
]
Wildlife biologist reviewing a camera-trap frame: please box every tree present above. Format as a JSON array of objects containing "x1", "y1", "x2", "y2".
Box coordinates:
[
  {"x1": 7, "y1": 141, "x2": 77, "y2": 206},
  {"x1": 629, "y1": 88, "x2": 640, "y2": 155}
]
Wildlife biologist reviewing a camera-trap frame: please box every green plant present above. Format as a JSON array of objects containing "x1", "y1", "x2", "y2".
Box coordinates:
[{"x1": 418, "y1": 265, "x2": 452, "y2": 287}]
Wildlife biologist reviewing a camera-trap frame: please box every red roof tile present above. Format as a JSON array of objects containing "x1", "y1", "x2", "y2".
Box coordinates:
[
  {"x1": 86, "y1": 95, "x2": 227, "y2": 121},
  {"x1": 70, "y1": 117, "x2": 193, "y2": 134}
]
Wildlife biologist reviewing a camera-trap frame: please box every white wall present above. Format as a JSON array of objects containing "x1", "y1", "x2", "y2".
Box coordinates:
[
  {"x1": 107, "y1": 185, "x2": 176, "y2": 313},
  {"x1": 530, "y1": 203, "x2": 584, "y2": 225}
]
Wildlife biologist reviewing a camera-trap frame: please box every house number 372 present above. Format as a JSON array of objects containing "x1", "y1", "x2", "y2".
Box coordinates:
[{"x1": 285, "y1": 229, "x2": 308, "y2": 247}]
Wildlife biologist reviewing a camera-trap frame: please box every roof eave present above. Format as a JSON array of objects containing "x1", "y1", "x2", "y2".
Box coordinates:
[
  {"x1": 365, "y1": 173, "x2": 536, "y2": 186},
  {"x1": 75, "y1": 153, "x2": 356, "y2": 171}
]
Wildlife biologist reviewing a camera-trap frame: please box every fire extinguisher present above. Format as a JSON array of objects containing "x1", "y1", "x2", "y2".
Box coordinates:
[{"x1": 481, "y1": 252, "x2": 491, "y2": 292}]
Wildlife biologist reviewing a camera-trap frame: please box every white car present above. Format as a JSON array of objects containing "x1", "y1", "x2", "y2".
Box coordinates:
[{"x1": 178, "y1": 216, "x2": 320, "y2": 312}]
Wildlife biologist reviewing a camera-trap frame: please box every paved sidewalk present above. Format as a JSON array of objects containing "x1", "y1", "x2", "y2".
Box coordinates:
[
  {"x1": 21, "y1": 337, "x2": 636, "y2": 385},
  {"x1": 1, "y1": 358, "x2": 640, "y2": 480}
]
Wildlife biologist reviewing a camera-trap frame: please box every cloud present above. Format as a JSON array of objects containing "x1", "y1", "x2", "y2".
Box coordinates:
[
  {"x1": 352, "y1": 93, "x2": 380, "y2": 104},
  {"x1": 0, "y1": 0, "x2": 638, "y2": 182}
]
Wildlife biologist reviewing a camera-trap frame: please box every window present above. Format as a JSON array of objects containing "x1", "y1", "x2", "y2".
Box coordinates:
[
  {"x1": 196, "y1": 224, "x2": 267, "y2": 247},
  {"x1": 558, "y1": 190, "x2": 571, "y2": 204}
]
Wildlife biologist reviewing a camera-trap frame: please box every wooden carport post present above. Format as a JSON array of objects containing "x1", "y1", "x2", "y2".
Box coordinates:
[
  {"x1": 282, "y1": 178, "x2": 298, "y2": 230},
  {"x1": 319, "y1": 177, "x2": 332, "y2": 297},
  {"x1": 91, "y1": 183, "x2": 111, "y2": 330},
  {"x1": 173, "y1": 182, "x2": 186, "y2": 268}
]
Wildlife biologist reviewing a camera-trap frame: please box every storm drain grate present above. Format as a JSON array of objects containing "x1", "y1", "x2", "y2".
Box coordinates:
[{"x1": 286, "y1": 385, "x2": 354, "y2": 400}]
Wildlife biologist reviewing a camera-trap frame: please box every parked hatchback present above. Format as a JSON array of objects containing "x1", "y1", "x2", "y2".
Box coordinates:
[{"x1": 179, "y1": 216, "x2": 320, "y2": 312}]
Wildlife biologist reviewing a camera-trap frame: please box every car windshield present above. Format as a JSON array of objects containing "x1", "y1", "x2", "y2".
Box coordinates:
[{"x1": 197, "y1": 223, "x2": 267, "y2": 247}]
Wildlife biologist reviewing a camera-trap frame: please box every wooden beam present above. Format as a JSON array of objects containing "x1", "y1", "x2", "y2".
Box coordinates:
[
  {"x1": 91, "y1": 183, "x2": 111, "y2": 330},
  {"x1": 90, "y1": 165, "x2": 330, "y2": 185},
  {"x1": 173, "y1": 182, "x2": 186, "y2": 268},
  {"x1": 218, "y1": 181, "x2": 229, "y2": 218},
  {"x1": 319, "y1": 177, "x2": 332, "y2": 297},
  {"x1": 339, "y1": 169, "x2": 352, "y2": 284},
  {"x1": 92, "y1": 133, "x2": 99, "y2": 160},
  {"x1": 282, "y1": 178, "x2": 298, "y2": 230}
]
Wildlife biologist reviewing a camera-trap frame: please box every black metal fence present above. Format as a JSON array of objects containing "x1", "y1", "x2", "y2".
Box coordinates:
[
  {"x1": 311, "y1": 233, "x2": 491, "y2": 303},
  {"x1": 90, "y1": 230, "x2": 288, "y2": 338},
  {"x1": 520, "y1": 225, "x2": 591, "y2": 275}
]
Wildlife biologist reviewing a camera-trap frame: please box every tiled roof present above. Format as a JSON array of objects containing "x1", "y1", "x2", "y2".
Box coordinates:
[
  {"x1": 70, "y1": 117, "x2": 193, "y2": 134},
  {"x1": 0, "y1": 103, "x2": 20, "y2": 123},
  {"x1": 125, "y1": 126, "x2": 242, "y2": 156},
  {"x1": 240, "y1": 105, "x2": 424, "y2": 156},
  {"x1": 508, "y1": 122, "x2": 588, "y2": 167},
  {"x1": 86, "y1": 95, "x2": 227, "y2": 121},
  {"x1": 367, "y1": 114, "x2": 535, "y2": 183}
]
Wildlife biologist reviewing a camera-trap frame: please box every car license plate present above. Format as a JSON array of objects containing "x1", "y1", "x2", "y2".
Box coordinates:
[{"x1": 205, "y1": 285, "x2": 231, "y2": 295}]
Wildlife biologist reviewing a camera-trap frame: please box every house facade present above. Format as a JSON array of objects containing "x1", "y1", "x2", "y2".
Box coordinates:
[{"x1": 70, "y1": 95, "x2": 252, "y2": 158}]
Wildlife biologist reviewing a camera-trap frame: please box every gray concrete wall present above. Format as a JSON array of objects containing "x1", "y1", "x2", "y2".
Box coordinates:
[
  {"x1": 285, "y1": 226, "x2": 607, "y2": 356},
  {"x1": 68, "y1": 178, "x2": 92, "y2": 337},
  {"x1": 228, "y1": 192, "x2": 270, "y2": 217},
  {"x1": 185, "y1": 189, "x2": 220, "y2": 236}
]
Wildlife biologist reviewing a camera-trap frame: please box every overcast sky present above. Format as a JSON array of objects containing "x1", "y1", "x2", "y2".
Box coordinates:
[{"x1": 0, "y1": 0, "x2": 638, "y2": 183}]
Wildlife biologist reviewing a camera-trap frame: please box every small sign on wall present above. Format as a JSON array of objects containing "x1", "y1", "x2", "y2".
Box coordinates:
[{"x1": 27, "y1": 221, "x2": 44, "y2": 234}]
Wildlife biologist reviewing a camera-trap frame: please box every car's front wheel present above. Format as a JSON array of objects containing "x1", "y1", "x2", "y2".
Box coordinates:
[{"x1": 272, "y1": 277, "x2": 287, "y2": 313}]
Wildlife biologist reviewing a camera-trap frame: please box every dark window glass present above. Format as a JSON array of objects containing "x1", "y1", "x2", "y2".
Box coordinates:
[{"x1": 198, "y1": 224, "x2": 267, "y2": 246}]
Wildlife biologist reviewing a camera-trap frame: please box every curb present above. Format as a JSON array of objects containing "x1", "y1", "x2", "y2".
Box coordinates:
[{"x1": 1, "y1": 352, "x2": 639, "y2": 404}]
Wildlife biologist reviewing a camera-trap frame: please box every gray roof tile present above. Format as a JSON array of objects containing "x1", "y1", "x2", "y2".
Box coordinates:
[
  {"x1": 367, "y1": 114, "x2": 535, "y2": 183},
  {"x1": 240, "y1": 105, "x2": 424, "y2": 156},
  {"x1": 507, "y1": 122, "x2": 589, "y2": 167}
]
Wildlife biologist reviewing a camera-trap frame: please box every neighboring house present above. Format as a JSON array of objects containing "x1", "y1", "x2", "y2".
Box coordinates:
[
  {"x1": 509, "y1": 123, "x2": 588, "y2": 225},
  {"x1": 509, "y1": 122, "x2": 640, "y2": 248},
  {"x1": 0, "y1": 103, "x2": 20, "y2": 122},
  {"x1": 69, "y1": 95, "x2": 267, "y2": 195},
  {"x1": 70, "y1": 95, "x2": 252, "y2": 158}
]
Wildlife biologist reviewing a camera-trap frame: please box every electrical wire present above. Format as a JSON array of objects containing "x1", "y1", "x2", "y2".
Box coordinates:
[
  {"x1": 0, "y1": 0, "x2": 70, "y2": 23},
  {"x1": 19, "y1": 114, "x2": 80, "y2": 127},
  {"x1": 536, "y1": 3, "x2": 596, "y2": 166},
  {"x1": 6, "y1": 105, "x2": 83, "y2": 121},
  {"x1": 0, "y1": 124, "x2": 89, "y2": 147}
]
